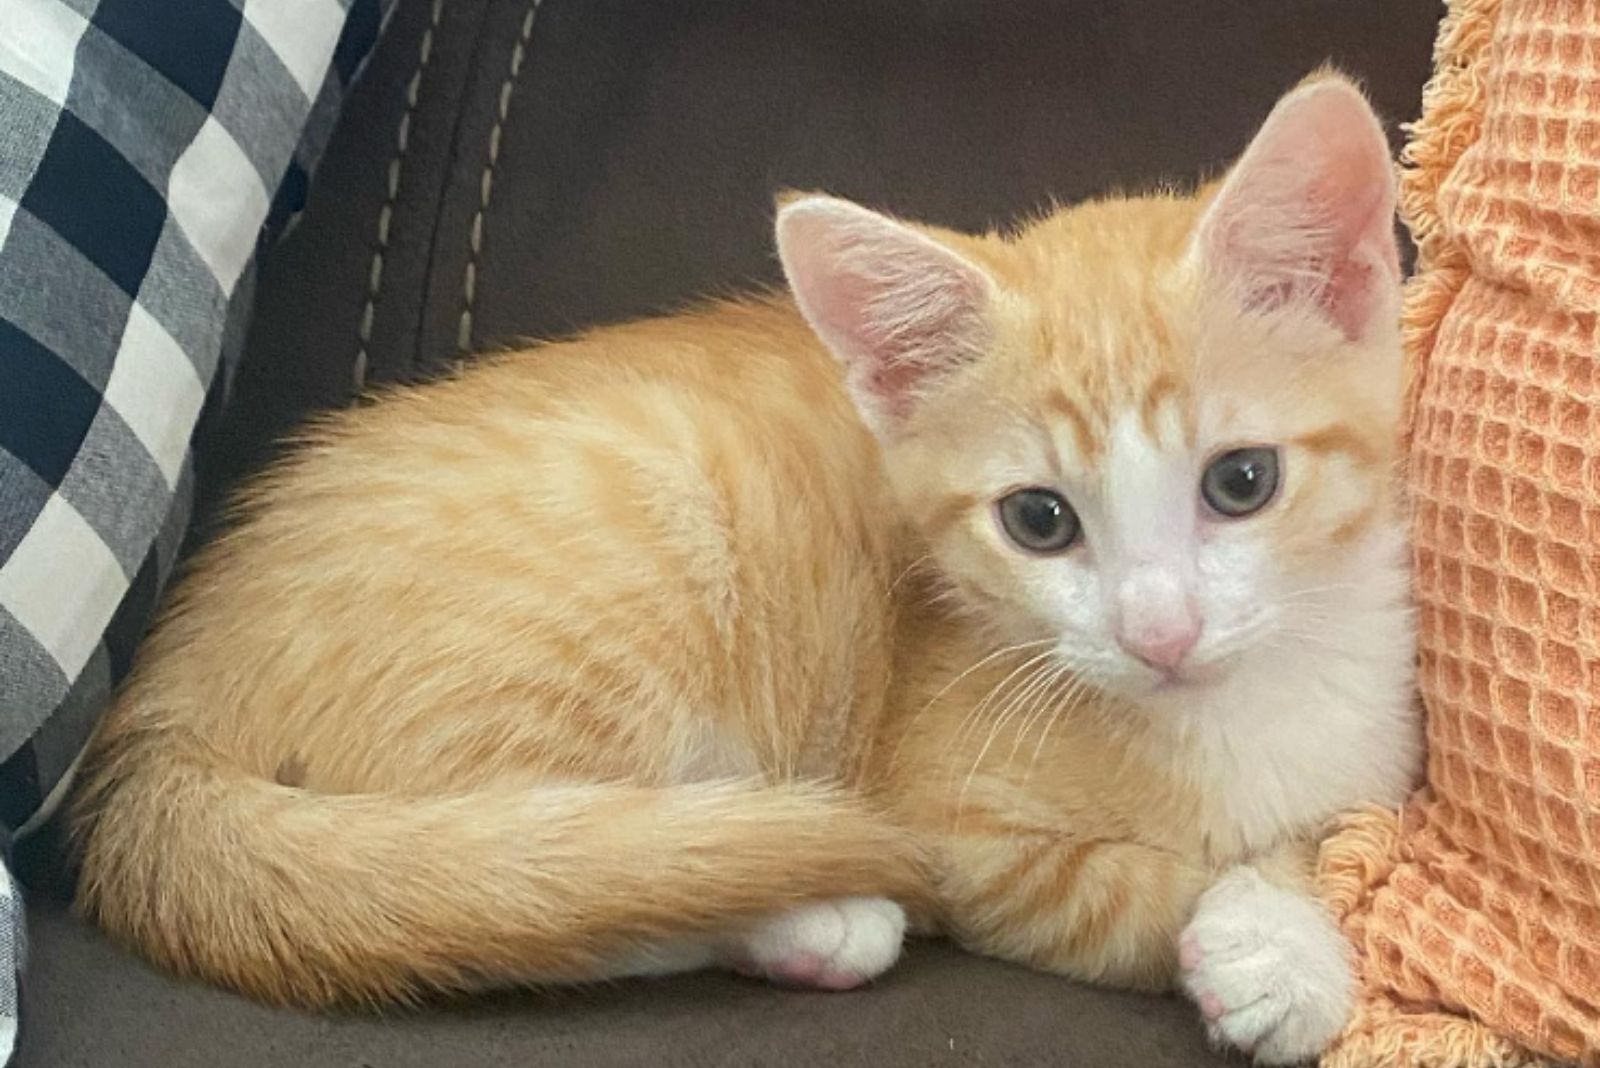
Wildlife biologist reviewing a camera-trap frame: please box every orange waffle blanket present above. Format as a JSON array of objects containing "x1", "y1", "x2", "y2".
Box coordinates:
[{"x1": 1318, "y1": 1, "x2": 1600, "y2": 1065}]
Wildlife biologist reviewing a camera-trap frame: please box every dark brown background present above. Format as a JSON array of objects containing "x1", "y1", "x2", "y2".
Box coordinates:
[
  {"x1": 206, "y1": 0, "x2": 1443, "y2": 508},
  {"x1": 24, "y1": 2, "x2": 1444, "y2": 1065}
]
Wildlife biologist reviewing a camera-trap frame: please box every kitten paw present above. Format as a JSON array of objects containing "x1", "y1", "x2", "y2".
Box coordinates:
[
  {"x1": 1179, "y1": 867, "x2": 1354, "y2": 1065},
  {"x1": 727, "y1": 897, "x2": 906, "y2": 991}
]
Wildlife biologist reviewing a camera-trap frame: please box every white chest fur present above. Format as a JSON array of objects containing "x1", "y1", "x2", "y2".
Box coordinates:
[{"x1": 1151, "y1": 585, "x2": 1421, "y2": 859}]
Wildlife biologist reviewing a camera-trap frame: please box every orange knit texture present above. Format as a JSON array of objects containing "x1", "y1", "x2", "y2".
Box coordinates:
[{"x1": 1319, "y1": 1, "x2": 1600, "y2": 1065}]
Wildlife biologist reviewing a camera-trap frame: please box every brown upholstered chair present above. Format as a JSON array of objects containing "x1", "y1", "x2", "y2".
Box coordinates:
[{"x1": 20, "y1": 3, "x2": 1440, "y2": 1064}]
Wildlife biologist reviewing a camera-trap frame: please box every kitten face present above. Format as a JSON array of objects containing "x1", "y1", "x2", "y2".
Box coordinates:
[
  {"x1": 778, "y1": 74, "x2": 1404, "y2": 705},
  {"x1": 896, "y1": 275, "x2": 1401, "y2": 699}
]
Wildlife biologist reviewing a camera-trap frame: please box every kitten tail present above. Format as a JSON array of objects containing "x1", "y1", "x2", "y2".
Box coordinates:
[{"x1": 72, "y1": 723, "x2": 926, "y2": 1009}]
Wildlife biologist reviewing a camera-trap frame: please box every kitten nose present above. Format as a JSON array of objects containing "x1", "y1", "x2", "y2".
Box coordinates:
[
  {"x1": 1114, "y1": 565, "x2": 1201, "y2": 672},
  {"x1": 1117, "y1": 617, "x2": 1201, "y2": 671}
]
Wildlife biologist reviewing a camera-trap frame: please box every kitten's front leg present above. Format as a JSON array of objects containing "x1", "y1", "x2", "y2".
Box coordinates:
[
  {"x1": 933, "y1": 828, "x2": 1211, "y2": 990},
  {"x1": 1178, "y1": 843, "x2": 1354, "y2": 1065}
]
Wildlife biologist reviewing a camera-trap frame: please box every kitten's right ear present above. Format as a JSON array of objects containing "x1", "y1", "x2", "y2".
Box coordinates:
[
  {"x1": 776, "y1": 195, "x2": 998, "y2": 437},
  {"x1": 1193, "y1": 73, "x2": 1400, "y2": 342}
]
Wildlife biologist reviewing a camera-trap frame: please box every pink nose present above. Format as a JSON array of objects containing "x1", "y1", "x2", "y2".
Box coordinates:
[{"x1": 1118, "y1": 620, "x2": 1201, "y2": 671}]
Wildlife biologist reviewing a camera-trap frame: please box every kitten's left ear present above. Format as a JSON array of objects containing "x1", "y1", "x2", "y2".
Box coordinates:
[
  {"x1": 1194, "y1": 73, "x2": 1400, "y2": 341},
  {"x1": 776, "y1": 195, "x2": 998, "y2": 437}
]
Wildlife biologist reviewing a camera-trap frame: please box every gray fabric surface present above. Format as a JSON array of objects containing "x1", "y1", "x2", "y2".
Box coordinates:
[{"x1": 21, "y1": 896, "x2": 1222, "y2": 1068}]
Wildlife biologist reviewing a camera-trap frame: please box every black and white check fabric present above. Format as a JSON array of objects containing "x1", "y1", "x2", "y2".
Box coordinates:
[{"x1": 0, "y1": 0, "x2": 395, "y2": 1060}]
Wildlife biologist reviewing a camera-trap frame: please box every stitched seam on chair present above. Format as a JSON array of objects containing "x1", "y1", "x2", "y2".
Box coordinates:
[
  {"x1": 457, "y1": 1, "x2": 542, "y2": 353},
  {"x1": 354, "y1": 0, "x2": 446, "y2": 398}
]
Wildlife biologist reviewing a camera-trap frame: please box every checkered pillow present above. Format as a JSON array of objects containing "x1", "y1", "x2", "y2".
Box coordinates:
[
  {"x1": 0, "y1": 0, "x2": 395, "y2": 837},
  {"x1": 0, "y1": 1, "x2": 395, "y2": 1059}
]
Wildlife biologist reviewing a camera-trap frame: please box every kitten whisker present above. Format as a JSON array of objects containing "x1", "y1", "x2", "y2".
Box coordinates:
[
  {"x1": 948, "y1": 650, "x2": 1057, "y2": 764},
  {"x1": 1008, "y1": 662, "x2": 1078, "y2": 763},
  {"x1": 886, "y1": 638, "x2": 1053, "y2": 776},
  {"x1": 887, "y1": 554, "x2": 936, "y2": 596},
  {"x1": 1023, "y1": 669, "x2": 1100, "y2": 784},
  {"x1": 954, "y1": 658, "x2": 1058, "y2": 820}
]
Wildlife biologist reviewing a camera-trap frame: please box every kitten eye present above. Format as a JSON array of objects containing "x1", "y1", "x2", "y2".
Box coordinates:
[
  {"x1": 997, "y1": 488, "x2": 1081, "y2": 554},
  {"x1": 1201, "y1": 447, "x2": 1281, "y2": 518}
]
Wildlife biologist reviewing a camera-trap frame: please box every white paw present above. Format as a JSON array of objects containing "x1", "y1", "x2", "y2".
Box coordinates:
[
  {"x1": 1179, "y1": 867, "x2": 1354, "y2": 1065},
  {"x1": 726, "y1": 897, "x2": 906, "y2": 991}
]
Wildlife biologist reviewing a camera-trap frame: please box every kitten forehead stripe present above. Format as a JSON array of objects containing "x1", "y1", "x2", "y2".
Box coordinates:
[
  {"x1": 1293, "y1": 424, "x2": 1381, "y2": 467},
  {"x1": 1138, "y1": 372, "x2": 1187, "y2": 440},
  {"x1": 1329, "y1": 502, "x2": 1380, "y2": 547},
  {"x1": 1043, "y1": 387, "x2": 1100, "y2": 461}
]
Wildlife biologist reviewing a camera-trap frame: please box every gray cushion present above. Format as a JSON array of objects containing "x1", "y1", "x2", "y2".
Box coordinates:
[{"x1": 22, "y1": 896, "x2": 1223, "y2": 1068}]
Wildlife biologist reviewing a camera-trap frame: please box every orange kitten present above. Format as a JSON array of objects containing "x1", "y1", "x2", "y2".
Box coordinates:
[{"x1": 74, "y1": 73, "x2": 1419, "y2": 1064}]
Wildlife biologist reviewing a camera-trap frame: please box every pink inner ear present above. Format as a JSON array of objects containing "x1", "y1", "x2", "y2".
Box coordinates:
[
  {"x1": 1321, "y1": 232, "x2": 1399, "y2": 340},
  {"x1": 777, "y1": 198, "x2": 994, "y2": 428},
  {"x1": 1200, "y1": 79, "x2": 1400, "y2": 341},
  {"x1": 859, "y1": 259, "x2": 991, "y2": 419},
  {"x1": 867, "y1": 354, "x2": 938, "y2": 421}
]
